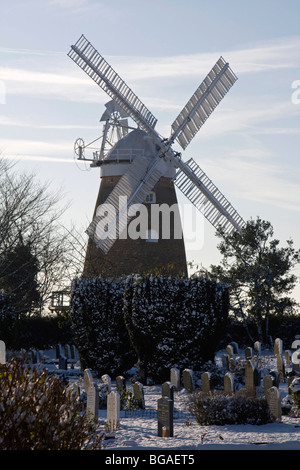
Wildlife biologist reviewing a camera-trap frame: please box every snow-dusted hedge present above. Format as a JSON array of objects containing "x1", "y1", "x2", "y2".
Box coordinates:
[
  {"x1": 189, "y1": 391, "x2": 272, "y2": 425},
  {"x1": 70, "y1": 277, "x2": 136, "y2": 377},
  {"x1": 124, "y1": 275, "x2": 229, "y2": 382},
  {"x1": 70, "y1": 275, "x2": 228, "y2": 383}
]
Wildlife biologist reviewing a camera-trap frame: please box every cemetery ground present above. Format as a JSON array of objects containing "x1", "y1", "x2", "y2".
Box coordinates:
[{"x1": 2, "y1": 343, "x2": 300, "y2": 452}]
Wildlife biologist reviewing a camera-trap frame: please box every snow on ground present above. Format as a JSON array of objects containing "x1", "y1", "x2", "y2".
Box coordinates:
[{"x1": 21, "y1": 347, "x2": 300, "y2": 450}]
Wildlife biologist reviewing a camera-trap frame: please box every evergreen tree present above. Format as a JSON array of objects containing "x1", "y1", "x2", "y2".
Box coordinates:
[{"x1": 208, "y1": 217, "x2": 300, "y2": 343}]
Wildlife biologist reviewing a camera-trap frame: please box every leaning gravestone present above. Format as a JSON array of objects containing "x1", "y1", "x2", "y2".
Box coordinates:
[
  {"x1": 133, "y1": 382, "x2": 145, "y2": 409},
  {"x1": 157, "y1": 396, "x2": 173, "y2": 437},
  {"x1": 0, "y1": 340, "x2": 6, "y2": 364},
  {"x1": 107, "y1": 391, "x2": 120, "y2": 430},
  {"x1": 170, "y1": 367, "x2": 180, "y2": 391},
  {"x1": 266, "y1": 386, "x2": 282, "y2": 421},
  {"x1": 86, "y1": 382, "x2": 99, "y2": 422},
  {"x1": 182, "y1": 369, "x2": 194, "y2": 393}
]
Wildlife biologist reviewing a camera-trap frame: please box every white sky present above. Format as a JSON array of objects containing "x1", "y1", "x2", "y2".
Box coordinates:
[{"x1": 1, "y1": 0, "x2": 300, "y2": 301}]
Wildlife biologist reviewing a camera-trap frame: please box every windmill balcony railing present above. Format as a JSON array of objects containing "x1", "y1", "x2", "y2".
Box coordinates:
[{"x1": 98, "y1": 148, "x2": 145, "y2": 164}]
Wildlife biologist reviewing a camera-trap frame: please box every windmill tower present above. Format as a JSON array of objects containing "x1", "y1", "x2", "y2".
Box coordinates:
[{"x1": 68, "y1": 35, "x2": 245, "y2": 278}]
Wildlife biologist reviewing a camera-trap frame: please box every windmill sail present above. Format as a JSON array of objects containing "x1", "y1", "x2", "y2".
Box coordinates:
[
  {"x1": 169, "y1": 57, "x2": 237, "y2": 150},
  {"x1": 68, "y1": 34, "x2": 157, "y2": 135},
  {"x1": 86, "y1": 154, "x2": 166, "y2": 253},
  {"x1": 173, "y1": 156, "x2": 245, "y2": 233}
]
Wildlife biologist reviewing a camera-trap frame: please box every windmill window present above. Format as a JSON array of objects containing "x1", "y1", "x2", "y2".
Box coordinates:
[
  {"x1": 145, "y1": 191, "x2": 156, "y2": 203},
  {"x1": 146, "y1": 229, "x2": 158, "y2": 243}
]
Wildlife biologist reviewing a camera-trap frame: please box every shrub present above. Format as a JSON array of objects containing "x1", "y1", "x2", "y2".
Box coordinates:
[
  {"x1": 189, "y1": 391, "x2": 273, "y2": 425},
  {"x1": 70, "y1": 276, "x2": 136, "y2": 377},
  {"x1": 124, "y1": 275, "x2": 229, "y2": 383},
  {"x1": 0, "y1": 357, "x2": 105, "y2": 450}
]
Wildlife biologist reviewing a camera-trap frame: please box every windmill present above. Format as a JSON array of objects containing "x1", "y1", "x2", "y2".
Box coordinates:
[{"x1": 68, "y1": 34, "x2": 245, "y2": 278}]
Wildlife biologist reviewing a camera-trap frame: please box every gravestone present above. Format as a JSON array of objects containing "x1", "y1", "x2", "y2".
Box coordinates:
[
  {"x1": 245, "y1": 347, "x2": 253, "y2": 359},
  {"x1": 226, "y1": 344, "x2": 234, "y2": 358},
  {"x1": 284, "y1": 350, "x2": 291, "y2": 365},
  {"x1": 86, "y1": 382, "x2": 99, "y2": 422},
  {"x1": 56, "y1": 344, "x2": 63, "y2": 359},
  {"x1": 162, "y1": 381, "x2": 175, "y2": 401},
  {"x1": 277, "y1": 354, "x2": 285, "y2": 379},
  {"x1": 0, "y1": 340, "x2": 5, "y2": 364},
  {"x1": 221, "y1": 354, "x2": 229, "y2": 370},
  {"x1": 64, "y1": 344, "x2": 71, "y2": 358},
  {"x1": 182, "y1": 369, "x2": 194, "y2": 393},
  {"x1": 101, "y1": 374, "x2": 111, "y2": 393},
  {"x1": 133, "y1": 381, "x2": 145, "y2": 409},
  {"x1": 230, "y1": 342, "x2": 239, "y2": 354},
  {"x1": 270, "y1": 370, "x2": 279, "y2": 388},
  {"x1": 116, "y1": 376, "x2": 126, "y2": 396},
  {"x1": 266, "y1": 386, "x2": 282, "y2": 421},
  {"x1": 84, "y1": 368, "x2": 94, "y2": 392},
  {"x1": 170, "y1": 367, "x2": 180, "y2": 390},
  {"x1": 274, "y1": 338, "x2": 283, "y2": 356},
  {"x1": 58, "y1": 355, "x2": 67, "y2": 370},
  {"x1": 107, "y1": 391, "x2": 120, "y2": 430},
  {"x1": 245, "y1": 359, "x2": 258, "y2": 396},
  {"x1": 201, "y1": 372, "x2": 211, "y2": 394},
  {"x1": 253, "y1": 341, "x2": 261, "y2": 356},
  {"x1": 157, "y1": 397, "x2": 173, "y2": 437},
  {"x1": 224, "y1": 372, "x2": 234, "y2": 396},
  {"x1": 263, "y1": 375, "x2": 274, "y2": 396}
]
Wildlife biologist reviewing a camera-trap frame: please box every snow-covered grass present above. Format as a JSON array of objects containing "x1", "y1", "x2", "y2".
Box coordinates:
[{"x1": 11, "y1": 347, "x2": 300, "y2": 450}]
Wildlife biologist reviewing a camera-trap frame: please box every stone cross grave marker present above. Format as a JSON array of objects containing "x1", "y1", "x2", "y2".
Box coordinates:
[
  {"x1": 224, "y1": 372, "x2": 234, "y2": 396},
  {"x1": 182, "y1": 369, "x2": 194, "y2": 393},
  {"x1": 133, "y1": 381, "x2": 145, "y2": 409},
  {"x1": 201, "y1": 372, "x2": 211, "y2": 394},
  {"x1": 266, "y1": 386, "x2": 282, "y2": 421},
  {"x1": 157, "y1": 396, "x2": 173, "y2": 437},
  {"x1": 162, "y1": 381, "x2": 175, "y2": 401},
  {"x1": 170, "y1": 367, "x2": 180, "y2": 390},
  {"x1": 107, "y1": 391, "x2": 120, "y2": 430},
  {"x1": 86, "y1": 382, "x2": 99, "y2": 422},
  {"x1": 0, "y1": 340, "x2": 6, "y2": 364}
]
